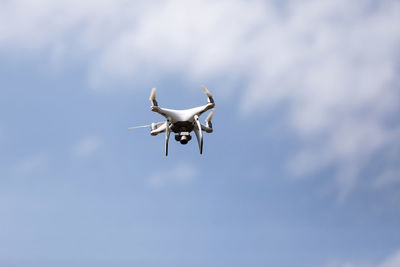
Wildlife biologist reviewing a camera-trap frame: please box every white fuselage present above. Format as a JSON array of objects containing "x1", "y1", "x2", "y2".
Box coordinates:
[
  {"x1": 151, "y1": 103, "x2": 214, "y2": 124},
  {"x1": 157, "y1": 105, "x2": 210, "y2": 123}
]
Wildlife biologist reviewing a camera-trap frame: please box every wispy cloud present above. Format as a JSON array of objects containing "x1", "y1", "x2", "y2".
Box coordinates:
[
  {"x1": 149, "y1": 163, "x2": 197, "y2": 188},
  {"x1": 73, "y1": 136, "x2": 102, "y2": 157},
  {"x1": 381, "y1": 250, "x2": 400, "y2": 267},
  {"x1": 324, "y1": 248, "x2": 400, "y2": 267},
  {"x1": 0, "y1": 0, "x2": 399, "y2": 198},
  {"x1": 371, "y1": 169, "x2": 400, "y2": 189},
  {"x1": 14, "y1": 154, "x2": 47, "y2": 176}
]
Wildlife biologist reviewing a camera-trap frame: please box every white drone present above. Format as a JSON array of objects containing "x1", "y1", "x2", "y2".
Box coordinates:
[{"x1": 129, "y1": 86, "x2": 215, "y2": 156}]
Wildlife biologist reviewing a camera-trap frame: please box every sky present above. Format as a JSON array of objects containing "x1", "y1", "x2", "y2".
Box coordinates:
[{"x1": 0, "y1": 0, "x2": 400, "y2": 266}]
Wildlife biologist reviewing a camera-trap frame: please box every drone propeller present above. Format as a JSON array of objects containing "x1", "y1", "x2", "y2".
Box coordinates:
[
  {"x1": 128, "y1": 122, "x2": 164, "y2": 130},
  {"x1": 201, "y1": 86, "x2": 212, "y2": 98},
  {"x1": 128, "y1": 125, "x2": 151, "y2": 130},
  {"x1": 201, "y1": 86, "x2": 214, "y2": 104},
  {"x1": 149, "y1": 87, "x2": 158, "y2": 106},
  {"x1": 205, "y1": 110, "x2": 214, "y2": 123},
  {"x1": 149, "y1": 88, "x2": 156, "y2": 101}
]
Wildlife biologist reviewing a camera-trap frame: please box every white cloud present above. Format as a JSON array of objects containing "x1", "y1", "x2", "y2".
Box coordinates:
[
  {"x1": 0, "y1": 0, "x2": 399, "y2": 198},
  {"x1": 372, "y1": 168, "x2": 400, "y2": 189},
  {"x1": 323, "y1": 249, "x2": 400, "y2": 267},
  {"x1": 14, "y1": 154, "x2": 47, "y2": 176},
  {"x1": 380, "y1": 250, "x2": 400, "y2": 267},
  {"x1": 149, "y1": 163, "x2": 197, "y2": 188},
  {"x1": 73, "y1": 136, "x2": 102, "y2": 157}
]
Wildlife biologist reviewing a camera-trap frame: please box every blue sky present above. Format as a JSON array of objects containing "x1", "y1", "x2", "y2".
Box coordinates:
[{"x1": 0, "y1": 0, "x2": 400, "y2": 266}]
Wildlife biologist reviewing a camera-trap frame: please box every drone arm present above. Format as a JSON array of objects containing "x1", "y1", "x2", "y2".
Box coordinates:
[
  {"x1": 150, "y1": 122, "x2": 167, "y2": 136},
  {"x1": 196, "y1": 103, "x2": 215, "y2": 117},
  {"x1": 149, "y1": 87, "x2": 170, "y2": 120},
  {"x1": 194, "y1": 86, "x2": 215, "y2": 117},
  {"x1": 150, "y1": 106, "x2": 169, "y2": 119}
]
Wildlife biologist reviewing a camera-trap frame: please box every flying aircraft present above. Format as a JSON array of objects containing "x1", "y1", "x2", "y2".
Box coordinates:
[{"x1": 129, "y1": 86, "x2": 215, "y2": 156}]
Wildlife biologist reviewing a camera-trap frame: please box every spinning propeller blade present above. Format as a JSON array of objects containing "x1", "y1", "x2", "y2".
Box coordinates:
[
  {"x1": 128, "y1": 122, "x2": 164, "y2": 130},
  {"x1": 205, "y1": 110, "x2": 214, "y2": 123},
  {"x1": 201, "y1": 86, "x2": 212, "y2": 98},
  {"x1": 128, "y1": 125, "x2": 151, "y2": 130},
  {"x1": 149, "y1": 87, "x2": 156, "y2": 101}
]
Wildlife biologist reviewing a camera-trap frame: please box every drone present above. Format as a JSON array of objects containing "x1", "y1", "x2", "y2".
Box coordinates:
[{"x1": 129, "y1": 86, "x2": 215, "y2": 156}]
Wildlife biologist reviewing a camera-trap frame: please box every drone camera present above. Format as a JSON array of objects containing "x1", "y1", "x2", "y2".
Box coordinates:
[{"x1": 175, "y1": 132, "x2": 192, "y2": 145}]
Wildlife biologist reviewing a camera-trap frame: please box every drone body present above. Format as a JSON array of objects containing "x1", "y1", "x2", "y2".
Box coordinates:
[{"x1": 129, "y1": 86, "x2": 215, "y2": 156}]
